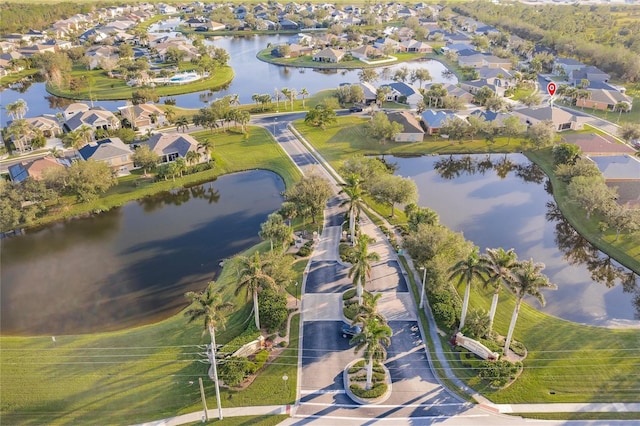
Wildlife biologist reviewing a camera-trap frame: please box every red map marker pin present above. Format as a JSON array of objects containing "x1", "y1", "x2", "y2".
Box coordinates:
[{"x1": 547, "y1": 82, "x2": 557, "y2": 97}]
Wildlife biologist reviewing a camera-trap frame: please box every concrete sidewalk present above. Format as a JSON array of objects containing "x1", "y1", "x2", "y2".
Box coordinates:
[{"x1": 133, "y1": 405, "x2": 290, "y2": 426}]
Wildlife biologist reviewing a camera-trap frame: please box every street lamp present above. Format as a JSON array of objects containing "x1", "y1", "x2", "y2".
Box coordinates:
[
  {"x1": 273, "y1": 117, "x2": 277, "y2": 133},
  {"x1": 282, "y1": 374, "x2": 289, "y2": 394},
  {"x1": 419, "y1": 266, "x2": 427, "y2": 309},
  {"x1": 295, "y1": 281, "x2": 299, "y2": 307}
]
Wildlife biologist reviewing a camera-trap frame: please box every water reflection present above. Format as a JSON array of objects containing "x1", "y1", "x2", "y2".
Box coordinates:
[
  {"x1": 546, "y1": 202, "x2": 639, "y2": 311},
  {"x1": 0, "y1": 170, "x2": 284, "y2": 335},
  {"x1": 395, "y1": 153, "x2": 639, "y2": 325},
  {"x1": 434, "y1": 154, "x2": 545, "y2": 183}
]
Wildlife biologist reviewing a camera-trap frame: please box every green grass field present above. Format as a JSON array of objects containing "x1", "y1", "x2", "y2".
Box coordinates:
[
  {"x1": 0, "y1": 254, "x2": 302, "y2": 424},
  {"x1": 46, "y1": 65, "x2": 234, "y2": 101},
  {"x1": 257, "y1": 49, "x2": 425, "y2": 69}
]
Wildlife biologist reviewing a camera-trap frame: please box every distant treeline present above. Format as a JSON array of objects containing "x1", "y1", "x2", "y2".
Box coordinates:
[
  {"x1": 0, "y1": 2, "x2": 115, "y2": 34},
  {"x1": 453, "y1": 1, "x2": 640, "y2": 82}
]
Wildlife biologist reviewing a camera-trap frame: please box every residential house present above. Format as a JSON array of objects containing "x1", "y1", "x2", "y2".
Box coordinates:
[
  {"x1": 355, "y1": 82, "x2": 377, "y2": 104},
  {"x1": 470, "y1": 110, "x2": 512, "y2": 127},
  {"x1": 8, "y1": 155, "x2": 70, "y2": 183},
  {"x1": 85, "y1": 45, "x2": 119, "y2": 70},
  {"x1": 607, "y1": 181, "x2": 640, "y2": 208},
  {"x1": 561, "y1": 133, "x2": 637, "y2": 156},
  {"x1": 350, "y1": 45, "x2": 384, "y2": 62},
  {"x1": 398, "y1": 39, "x2": 432, "y2": 53},
  {"x1": 18, "y1": 43, "x2": 57, "y2": 58},
  {"x1": 460, "y1": 79, "x2": 507, "y2": 97},
  {"x1": 421, "y1": 110, "x2": 457, "y2": 135},
  {"x1": 476, "y1": 66, "x2": 513, "y2": 85},
  {"x1": 589, "y1": 155, "x2": 640, "y2": 182},
  {"x1": 312, "y1": 48, "x2": 344, "y2": 63},
  {"x1": 554, "y1": 57, "x2": 585, "y2": 78},
  {"x1": 25, "y1": 115, "x2": 62, "y2": 138},
  {"x1": 64, "y1": 107, "x2": 120, "y2": 135},
  {"x1": 570, "y1": 66, "x2": 610, "y2": 85},
  {"x1": 441, "y1": 83, "x2": 474, "y2": 104},
  {"x1": 513, "y1": 106, "x2": 585, "y2": 131},
  {"x1": 279, "y1": 19, "x2": 299, "y2": 30},
  {"x1": 78, "y1": 137, "x2": 134, "y2": 174},
  {"x1": 386, "y1": 111, "x2": 425, "y2": 142},
  {"x1": 118, "y1": 103, "x2": 167, "y2": 131},
  {"x1": 374, "y1": 37, "x2": 400, "y2": 53},
  {"x1": 575, "y1": 88, "x2": 632, "y2": 112},
  {"x1": 288, "y1": 33, "x2": 314, "y2": 47},
  {"x1": 159, "y1": 5, "x2": 178, "y2": 14},
  {"x1": 63, "y1": 103, "x2": 91, "y2": 121},
  {"x1": 141, "y1": 133, "x2": 205, "y2": 164},
  {"x1": 383, "y1": 82, "x2": 422, "y2": 108}
]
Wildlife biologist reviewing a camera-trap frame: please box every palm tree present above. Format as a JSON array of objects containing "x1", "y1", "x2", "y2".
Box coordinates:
[
  {"x1": 176, "y1": 116, "x2": 190, "y2": 133},
  {"x1": 348, "y1": 234, "x2": 381, "y2": 305},
  {"x1": 288, "y1": 88, "x2": 297, "y2": 111},
  {"x1": 185, "y1": 150, "x2": 200, "y2": 166},
  {"x1": 339, "y1": 174, "x2": 367, "y2": 245},
  {"x1": 235, "y1": 252, "x2": 275, "y2": 329},
  {"x1": 351, "y1": 319, "x2": 392, "y2": 390},
  {"x1": 163, "y1": 106, "x2": 176, "y2": 124},
  {"x1": 78, "y1": 124, "x2": 93, "y2": 145},
  {"x1": 281, "y1": 88, "x2": 291, "y2": 110},
  {"x1": 184, "y1": 282, "x2": 234, "y2": 421},
  {"x1": 503, "y1": 260, "x2": 557, "y2": 356},
  {"x1": 6, "y1": 99, "x2": 28, "y2": 120},
  {"x1": 483, "y1": 248, "x2": 518, "y2": 332},
  {"x1": 273, "y1": 88, "x2": 282, "y2": 109},
  {"x1": 7, "y1": 119, "x2": 30, "y2": 152},
  {"x1": 237, "y1": 110, "x2": 250, "y2": 134},
  {"x1": 174, "y1": 158, "x2": 187, "y2": 177},
  {"x1": 448, "y1": 246, "x2": 490, "y2": 330},
  {"x1": 299, "y1": 88, "x2": 309, "y2": 107},
  {"x1": 614, "y1": 101, "x2": 630, "y2": 123},
  {"x1": 352, "y1": 292, "x2": 386, "y2": 326}
]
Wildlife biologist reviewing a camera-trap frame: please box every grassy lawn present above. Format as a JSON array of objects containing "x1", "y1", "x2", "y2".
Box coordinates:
[
  {"x1": 1, "y1": 234, "x2": 304, "y2": 423},
  {"x1": 454, "y1": 279, "x2": 640, "y2": 403},
  {"x1": 526, "y1": 148, "x2": 640, "y2": 274},
  {"x1": 257, "y1": 49, "x2": 425, "y2": 69},
  {"x1": 46, "y1": 65, "x2": 234, "y2": 101},
  {"x1": 556, "y1": 99, "x2": 639, "y2": 125},
  {"x1": 292, "y1": 116, "x2": 528, "y2": 167},
  {"x1": 28, "y1": 127, "x2": 300, "y2": 230},
  {"x1": 0, "y1": 69, "x2": 39, "y2": 86}
]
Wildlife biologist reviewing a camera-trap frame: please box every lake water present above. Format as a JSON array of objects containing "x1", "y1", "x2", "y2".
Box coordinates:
[
  {"x1": 0, "y1": 170, "x2": 285, "y2": 336},
  {"x1": 0, "y1": 34, "x2": 456, "y2": 126},
  {"x1": 394, "y1": 154, "x2": 639, "y2": 327}
]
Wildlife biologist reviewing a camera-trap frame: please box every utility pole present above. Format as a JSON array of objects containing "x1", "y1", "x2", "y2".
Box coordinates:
[{"x1": 198, "y1": 377, "x2": 209, "y2": 422}]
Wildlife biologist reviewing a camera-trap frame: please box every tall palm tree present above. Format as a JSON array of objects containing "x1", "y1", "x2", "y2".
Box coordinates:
[
  {"x1": 164, "y1": 106, "x2": 176, "y2": 124},
  {"x1": 281, "y1": 88, "x2": 291, "y2": 110},
  {"x1": 352, "y1": 292, "x2": 386, "y2": 326},
  {"x1": 235, "y1": 252, "x2": 275, "y2": 329},
  {"x1": 237, "y1": 110, "x2": 250, "y2": 134},
  {"x1": 78, "y1": 124, "x2": 93, "y2": 144},
  {"x1": 448, "y1": 246, "x2": 490, "y2": 330},
  {"x1": 288, "y1": 88, "x2": 297, "y2": 111},
  {"x1": 184, "y1": 282, "x2": 234, "y2": 421},
  {"x1": 339, "y1": 174, "x2": 367, "y2": 245},
  {"x1": 176, "y1": 116, "x2": 190, "y2": 133},
  {"x1": 6, "y1": 99, "x2": 28, "y2": 120},
  {"x1": 299, "y1": 88, "x2": 309, "y2": 107},
  {"x1": 185, "y1": 150, "x2": 200, "y2": 165},
  {"x1": 351, "y1": 319, "x2": 392, "y2": 390},
  {"x1": 7, "y1": 119, "x2": 30, "y2": 152},
  {"x1": 483, "y1": 248, "x2": 518, "y2": 332},
  {"x1": 348, "y1": 234, "x2": 381, "y2": 305},
  {"x1": 273, "y1": 88, "x2": 281, "y2": 109},
  {"x1": 503, "y1": 260, "x2": 557, "y2": 356}
]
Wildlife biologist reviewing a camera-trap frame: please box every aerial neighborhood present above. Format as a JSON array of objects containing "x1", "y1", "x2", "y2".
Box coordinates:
[{"x1": 1, "y1": 1, "x2": 639, "y2": 425}]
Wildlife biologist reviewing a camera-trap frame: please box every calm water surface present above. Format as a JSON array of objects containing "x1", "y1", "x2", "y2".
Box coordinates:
[
  {"x1": 0, "y1": 170, "x2": 284, "y2": 335},
  {"x1": 394, "y1": 154, "x2": 639, "y2": 326}
]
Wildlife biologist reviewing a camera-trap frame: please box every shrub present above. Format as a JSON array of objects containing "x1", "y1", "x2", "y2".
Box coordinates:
[
  {"x1": 479, "y1": 338, "x2": 501, "y2": 353},
  {"x1": 253, "y1": 349, "x2": 269, "y2": 370},
  {"x1": 510, "y1": 341, "x2": 527, "y2": 357},
  {"x1": 279, "y1": 341, "x2": 287, "y2": 348},
  {"x1": 461, "y1": 309, "x2": 490, "y2": 339},
  {"x1": 339, "y1": 243, "x2": 354, "y2": 263},
  {"x1": 432, "y1": 302, "x2": 457, "y2": 329},
  {"x1": 258, "y1": 289, "x2": 288, "y2": 333},
  {"x1": 478, "y1": 360, "x2": 522, "y2": 387},
  {"x1": 343, "y1": 288, "x2": 357, "y2": 300},
  {"x1": 220, "y1": 325, "x2": 260, "y2": 355},
  {"x1": 343, "y1": 301, "x2": 359, "y2": 320},
  {"x1": 349, "y1": 382, "x2": 388, "y2": 398},
  {"x1": 219, "y1": 357, "x2": 255, "y2": 387},
  {"x1": 297, "y1": 245, "x2": 311, "y2": 257}
]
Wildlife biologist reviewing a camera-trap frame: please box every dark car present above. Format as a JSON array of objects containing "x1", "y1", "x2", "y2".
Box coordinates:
[
  {"x1": 349, "y1": 106, "x2": 363, "y2": 112},
  {"x1": 342, "y1": 323, "x2": 362, "y2": 338}
]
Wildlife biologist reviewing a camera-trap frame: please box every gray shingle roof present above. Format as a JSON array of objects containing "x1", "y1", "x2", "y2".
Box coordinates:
[{"x1": 78, "y1": 137, "x2": 132, "y2": 161}]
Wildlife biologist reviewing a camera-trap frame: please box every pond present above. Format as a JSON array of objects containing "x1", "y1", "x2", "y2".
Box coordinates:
[
  {"x1": 394, "y1": 154, "x2": 639, "y2": 327},
  {"x1": 0, "y1": 34, "x2": 457, "y2": 126},
  {"x1": 0, "y1": 170, "x2": 285, "y2": 336}
]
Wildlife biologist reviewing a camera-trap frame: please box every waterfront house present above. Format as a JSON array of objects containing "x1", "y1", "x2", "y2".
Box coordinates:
[
  {"x1": 312, "y1": 48, "x2": 344, "y2": 63},
  {"x1": 386, "y1": 111, "x2": 425, "y2": 142},
  {"x1": 118, "y1": 103, "x2": 167, "y2": 131},
  {"x1": 78, "y1": 137, "x2": 134, "y2": 174},
  {"x1": 64, "y1": 107, "x2": 120, "y2": 135},
  {"x1": 421, "y1": 110, "x2": 457, "y2": 135},
  {"x1": 141, "y1": 133, "x2": 206, "y2": 164},
  {"x1": 562, "y1": 133, "x2": 637, "y2": 156},
  {"x1": 513, "y1": 106, "x2": 585, "y2": 131}
]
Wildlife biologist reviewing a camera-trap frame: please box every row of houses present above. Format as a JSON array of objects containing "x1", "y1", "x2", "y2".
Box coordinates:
[
  {"x1": 376, "y1": 106, "x2": 596, "y2": 143},
  {"x1": 8, "y1": 132, "x2": 206, "y2": 182}
]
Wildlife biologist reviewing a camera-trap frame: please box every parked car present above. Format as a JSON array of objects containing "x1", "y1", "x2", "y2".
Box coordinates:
[
  {"x1": 342, "y1": 323, "x2": 361, "y2": 338},
  {"x1": 349, "y1": 106, "x2": 363, "y2": 112}
]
